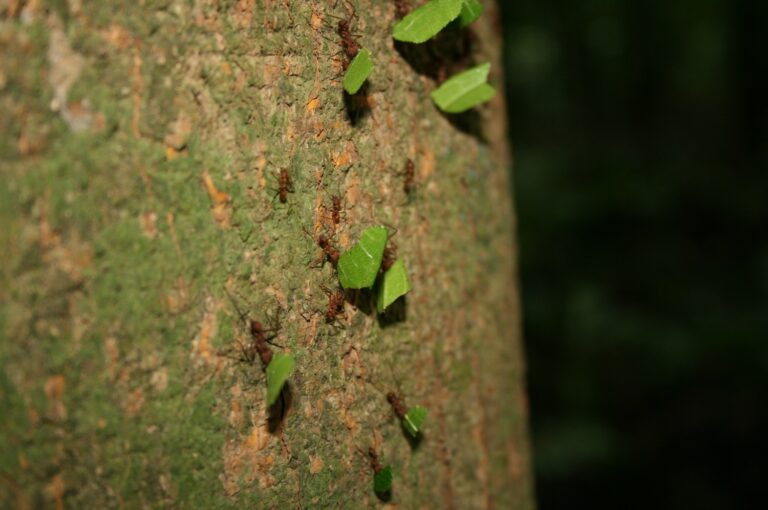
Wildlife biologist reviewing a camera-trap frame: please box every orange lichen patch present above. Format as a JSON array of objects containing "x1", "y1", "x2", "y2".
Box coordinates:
[
  {"x1": 46, "y1": 474, "x2": 65, "y2": 510},
  {"x1": 164, "y1": 277, "x2": 190, "y2": 314},
  {"x1": 191, "y1": 300, "x2": 218, "y2": 363},
  {"x1": 44, "y1": 375, "x2": 65, "y2": 400},
  {"x1": 341, "y1": 345, "x2": 361, "y2": 378},
  {"x1": 102, "y1": 24, "x2": 134, "y2": 50},
  {"x1": 202, "y1": 170, "x2": 232, "y2": 229},
  {"x1": 234, "y1": 0, "x2": 255, "y2": 27},
  {"x1": 221, "y1": 421, "x2": 276, "y2": 495},
  {"x1": 131, "y1": 44, "x2": 143, "y2": 137},
  {"x1": 165, "y1": 146, "x2": 180, "y2": 160},
  {"x1": 244, "y1": 423, "x2": 270, "y2": 452},
  {"x1": 419, "y1": 147, "x2": 436, "y2": 179},
  {"x1": 150, "y1": 367, "x2": 168, "y2": 393},
  {"x1": 139, "y1": 211, "x2": 158, "y2": 239},
  {"x1": 263, "y1": 58, "x2": 281, "y2": 83},
  {"x1": 164, "y1": 112, "x2": 192, "y2": 150},
  {"x1": 125, "y1": 387, "x2": 145, "y2": 417},
  {"x1": 331, "y1": 143, "x2": 356, "y2": 169},
  {"x1": 220, "y1": 61, "x2": 233, "y2": 75},
  {"x1": 104, "y1": 337, "x2": 120, "y2": 377},
  {"x1": 264, "y1": 285, "x2": 287, "y2": 309},
  {"x1": 310, "y1": 10, "x2": 323, "y2": 30},
  {"x1": 309, "y1": 455, "x2": 324, "y2": 474},
  {"x1": 306, "y1": 95, "x2": 320, "y2": 114},
  {"x1": 341, "y1": 406, "x2": 358, "y2": 432},
  {"x1": 166, "y1": 212, "x2": 182, "y2": 257},
  {"x1": 228, "y1": 397, "x2": 244, "y2": 429}
]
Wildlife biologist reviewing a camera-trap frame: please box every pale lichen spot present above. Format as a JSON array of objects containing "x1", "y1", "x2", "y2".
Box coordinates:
[
  {"x1": 202, "y1": 170, "x2": 232, "y2": 229},
  {"x1": 306, "y1": 95, "x2": 320, "y2": 114},
  {"x1": 309, "y1": 455, "x2": 324, "y2": 474},
  {"x1": 140, "y1": 212, "x2": 158, "y2": 239}
]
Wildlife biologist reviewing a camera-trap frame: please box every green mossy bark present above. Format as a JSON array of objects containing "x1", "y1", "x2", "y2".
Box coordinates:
[{"x1": 0, "y1": 1, "x2": 533, "y2": 508}]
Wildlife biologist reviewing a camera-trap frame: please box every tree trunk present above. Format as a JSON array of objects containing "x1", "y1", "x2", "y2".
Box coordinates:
[{"x1": 0, "y1": 1, "x2": 533, "y2": 508}]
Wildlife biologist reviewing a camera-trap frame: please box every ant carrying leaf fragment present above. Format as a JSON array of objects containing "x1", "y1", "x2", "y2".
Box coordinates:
[
  {"x1": 337, "y1": 226, "x2": 388, "y2": 289},
  {"x1": 457, "y1": 0, "x2": 483, "y2": 27},
  {"x1": 403, "y1": 406, "x2": 428, "y2": 437},
  {"x1": 343, "y1": 48, "x2": 374, "y2": 95},
  {"x1": 392, "y1": 0, "x2": 463, "y2": 43},
  {"x1": 376, "y1": 259, "x2": 412, "y2": 312},
  {"x1": 431, "y1": 62, "x2": 496, "y2": 113},
  {"x1": 266, "y1": 354, "x2": 295, "y2": 407}
]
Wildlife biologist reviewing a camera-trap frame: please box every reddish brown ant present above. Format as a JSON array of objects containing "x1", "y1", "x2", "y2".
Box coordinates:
[
  {"x1": 334, "y1": 1, "x2": 360, "y2": 70},
  {"x1": 321, "y1": 283, "x2": 346, "y2": 324},
  {"x1": 221, "y1": 288, "x2": 281, "y2": 369},
  {"x1": 329, "y1": 194, "x2": 343, "y2": 228},
  {"x1": 275, "y1": 168, "x2": 294, "y2": 204},
  {"x1": 381, "y1": 243, "x2": 398, "y2": 273},
  {"x1": 401, "y1": 158, "x2": 416, "y2": 196},
  {"x1": 303, "y1": 226, "x2": 340, "y2": 268},
  {"x1": 393, "y1": 0, "x2": 411, "y2": 19},
  {"x1": 386, "y1": 391, "x2": 408, "y2": 420},
  {"x1": 368, "y1": 447, "x2": 384, "y2": 475}
]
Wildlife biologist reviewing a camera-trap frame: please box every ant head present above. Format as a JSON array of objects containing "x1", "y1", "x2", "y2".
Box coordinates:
[
  {"x1": 386, "y1": 391, "x2": 397, "y2": 404},
  {"x1": 368, "y1": 446, "x2": 377, "y2": 459},
  {"x1": 250, "y1": 319, "x2": 264, "y2": 335}
]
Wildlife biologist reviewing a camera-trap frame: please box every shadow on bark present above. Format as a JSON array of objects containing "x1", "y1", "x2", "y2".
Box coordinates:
[
  {"x1": 343, "y1": 83, "x2": 372, "y2": 126},
  {"x1": 268, "y1": 383, "x2": 293, "y2": 434}
]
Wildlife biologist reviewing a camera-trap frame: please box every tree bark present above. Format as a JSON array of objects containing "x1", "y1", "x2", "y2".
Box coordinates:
[{"x1": 0, "y1": 1, "x2": 533, "y2": 508}]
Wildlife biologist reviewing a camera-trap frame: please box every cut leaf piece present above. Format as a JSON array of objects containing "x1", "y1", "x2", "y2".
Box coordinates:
[
  {"x1": 431, "y1": 62, "x2": 495, "y2": 113},
  {"x1": 403, "y1": 406, "x2": 428, "y2": 437},
  {"x1": 458, "y1": 0, "x2": 483, "y2": 27},
  {"x1": 338, "y1": 226, "x2": 388, "y2": 289},
  {"x1": 376, "y1": 259, "x2": 412, "y2": 312},
  {"x1": 392, "y1": 0, "x2": 463, "y2": 43},
  {"x1": 373, "y1": 465, "x2": 393, "y2": 494},
  {"x1": 266, "y1": 354, "x2": 295, "y2": 407},
  {"x1": 343, "y1": 49, "x2": 373, "y2": 95}
]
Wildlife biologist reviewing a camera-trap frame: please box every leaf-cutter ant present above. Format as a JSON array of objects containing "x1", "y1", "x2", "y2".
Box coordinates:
[
  {"x1": 329, "y1": 194, "x2": 343, "y2": 228},
  {"x1": 393, "y1": 0, "x2": 411, "y2": 19},
  {"x1": 386, "y1": 391, "x2": 408, "y2": 420},
  {"x1": 334, "y1": 1, "x2": 360, "y2": 70},
  {"x1": 401, "y1": 158, "x2": 416, "y2": 196},
  {"x1": 321, "y1": 283, "x2": 346, "y2": 324},
  {"x1": 303, "y1": 226, "x2": 340, "y2": 268},
  {"x1": 220, "y1": 288, "x2": 281, "y2": 369},
  {"x1": 274, "y1": 168, "x2": 294, "y2": 204}
]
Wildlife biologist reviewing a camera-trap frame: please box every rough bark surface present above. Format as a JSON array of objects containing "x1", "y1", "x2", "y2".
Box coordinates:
[{"x1": 0, "y1": 1, "x2": 533, "y2": 508}]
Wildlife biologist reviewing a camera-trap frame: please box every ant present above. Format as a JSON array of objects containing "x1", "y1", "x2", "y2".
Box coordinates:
[
  {"x1": 386, "y1": 391, "x2": 408, "y2": 421},
  {"x1": 367, "y1": 447, "x2": 384, "y2": 476},
  {"x1": 381, "y1": 243, "x2": 397, "y2": 273},
  {"x1": 335, "y1": 1, "x2": 360, "y2": 70},
  {"x1": 275, "y1": 168, "x2": 294, "y2": 204},
  {"x1": 321, "y1": 284, "x2": 346, "y2": 324},
  {"x1": 401, "y1": 159, "x2": 416, "y2": 196},
  {"x1": 303, "y1": 226, "x2": 340, "y2": 268},
  {"x1": 380, "y1": 225, "x2": 399, "y2": 273},
  {"x1": 329, "y1": 194, "x2": 343, "y2": 228},
  {"x1": 221, "y1": 288, "x2": 280, "y2": 369},
  {"x1": 393, "y1": 0, "x2": 411, "y2": 19}
]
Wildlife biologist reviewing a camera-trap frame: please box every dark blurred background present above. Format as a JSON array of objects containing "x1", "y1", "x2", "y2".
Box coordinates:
[{"x1": 499, "y1": 1, "x2": 768, "y2": 508}]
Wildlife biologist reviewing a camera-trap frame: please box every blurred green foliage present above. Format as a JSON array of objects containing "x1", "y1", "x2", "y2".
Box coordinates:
[{"x1": 500, "y1": 1, "x2": 768, "y2": 508}]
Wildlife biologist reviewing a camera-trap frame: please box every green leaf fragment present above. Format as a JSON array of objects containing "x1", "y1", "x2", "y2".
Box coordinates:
[
  {"x1": 373, "y1": 465, "x2": 393, "y2": 493},
  {"x1": 343, "y1": 48, "x2": 373, "y2": 95},
  {"x1": 392, "y1": 0, "x2": 463, "y2": 43},
  {"x1": 403, "y1": 406, "x2": 428, "y2": 437},
  {"x1": 266, "y1": 354, "x2": 295, "y2": 407},
  {"x1": 376, "y1": 259, "x2": 412, "y2": 312},
  {"x1": 458, "y1": 0, "x2": 483, "y2": 27},
  {"x1": 338, "y1": 226, "x2": 388, "y2": 289},
  {"x1": 431, "y1": 62, "x2": 496, "y2": 113}
]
